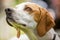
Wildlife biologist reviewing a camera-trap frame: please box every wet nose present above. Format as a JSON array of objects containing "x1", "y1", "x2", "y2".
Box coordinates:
[
  {"x1": 5, "y1": 8, "x2": 12, "y2": 16},
  {"x1": 5, "y1": 8, "x2": 12, "y2": 13},
  {"x1": 5, "y1": 8, "x2": 12, "y2": 17}
]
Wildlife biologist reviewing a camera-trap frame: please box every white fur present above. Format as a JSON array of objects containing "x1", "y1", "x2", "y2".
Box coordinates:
[
  {"x1": 12, "y1": 2, "x2": 37, "y2": 29},
  {"x1": 10, "y1": 2, "x2": 60, "y2": 40}
]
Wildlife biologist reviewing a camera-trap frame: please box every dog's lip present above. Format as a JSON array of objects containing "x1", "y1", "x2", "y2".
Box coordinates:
[
  {"x1": 20, "y1": 24, "x2": 26, "y2": 26},
  {"x1": 6, "y1": 17, "x2": 26, "y2": 27},
  {"x1": 6, "y1": 17, "x2": 13, "y2": 26}
]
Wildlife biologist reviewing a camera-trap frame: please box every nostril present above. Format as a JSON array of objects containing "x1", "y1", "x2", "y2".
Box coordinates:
[
  {"x1": 5, "y1": 8, "x2": 12, "y2": 13},
  {"x1": 7, "y1": 8, "x2": 11, "y2": 12}
]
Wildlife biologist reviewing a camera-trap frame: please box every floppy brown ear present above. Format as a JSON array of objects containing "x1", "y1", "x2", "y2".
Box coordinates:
[
  {"x1": 24, "y1": 3, "x2": 55, "y2": 37},
  {"x1": 36, "y1": 8, "x2": 55, "y2": 37}
]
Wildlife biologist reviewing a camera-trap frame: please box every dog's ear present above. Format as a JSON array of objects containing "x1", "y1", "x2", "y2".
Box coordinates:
[
  {"x1": 24, "y1": 3, "x2": 55, "y2": 37},
  {"x1": 36, "y1": 7, "x2": 55, "y2": 37}
]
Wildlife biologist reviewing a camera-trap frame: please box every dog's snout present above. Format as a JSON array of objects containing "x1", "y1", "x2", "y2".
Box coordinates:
[
  {"x1": 5, "y1": 8, "x2": 13, "y2": 18},
  {"x1": 5, "y1": 8, "x2": 12, "y2": 12},
  {"x1": 5, "y1": 8, "x2": 13, "y2": 17},
  {"x1": 5, "y1": 8, "x2": 12, "y2": 14}
]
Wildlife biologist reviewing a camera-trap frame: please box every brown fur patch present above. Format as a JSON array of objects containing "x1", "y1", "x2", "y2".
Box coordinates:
[{"x1": 24, "y1": 3, "x2": 55, "y2": 37}]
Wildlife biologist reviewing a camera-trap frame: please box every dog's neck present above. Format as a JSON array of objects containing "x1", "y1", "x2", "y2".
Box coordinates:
[
  {"x1": 29, "y1": 28, "x2": 40, "y2": 40},
  {"x1": 31, "y1": 28, "x2": 53, "y2": 40}
]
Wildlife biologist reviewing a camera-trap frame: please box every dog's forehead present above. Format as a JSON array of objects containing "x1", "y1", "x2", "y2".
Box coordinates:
[
  {"x1": 15, "y1": 2, "x2": 39, "y2": 11},
  {"x1": 16, "y1": 2, "x2": 32, "y2": 10}
]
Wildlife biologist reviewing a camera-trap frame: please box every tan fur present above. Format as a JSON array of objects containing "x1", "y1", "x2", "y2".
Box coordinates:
[
  {"x1": 24, "y1": 3, "x2": 55, "y2": 37},
  {"x1": 36, "y1": 8, "x2": 55, "y2": 37}
]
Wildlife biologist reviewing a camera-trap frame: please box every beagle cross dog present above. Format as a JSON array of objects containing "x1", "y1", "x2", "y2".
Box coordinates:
[{"x1": 5, "y1": 2, "x2": 60, "y2": 40}]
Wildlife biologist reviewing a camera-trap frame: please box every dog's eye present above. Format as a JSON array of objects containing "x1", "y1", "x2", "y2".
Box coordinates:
[
  {"x1": 24, "y1": 7, "x2": 33, "y2": 13},
  {"x1": 24, "y1": 7, "x2": 32, "y2": 11}
]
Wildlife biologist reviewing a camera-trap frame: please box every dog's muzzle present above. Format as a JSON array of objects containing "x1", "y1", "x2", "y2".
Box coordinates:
[
  {"x1": 5, "y1": 8, "x2": 26, "y2": 27},
  {"x1": 5, "y1": 8, "x2": 12, "y2": 18},
  {"x1": 5, "y1": 8, "x2": 14, "y2": 26}
]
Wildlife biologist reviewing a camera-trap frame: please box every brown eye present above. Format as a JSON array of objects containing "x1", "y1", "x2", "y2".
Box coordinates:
[{"x1": 24, "y1": 7, "x2": 33, "y2": 12}]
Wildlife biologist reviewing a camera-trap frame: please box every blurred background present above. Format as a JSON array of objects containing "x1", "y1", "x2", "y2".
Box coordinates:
[{"x1": 0, "y1": 0, "x2": 60, "y2": 40}]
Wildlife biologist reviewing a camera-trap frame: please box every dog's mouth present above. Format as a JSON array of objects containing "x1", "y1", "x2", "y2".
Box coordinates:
[
  {"x1": 5, "y1": 8, "x2": 16, "y2": 26},
  {"x1": 6, "y1": 17, "x2": 14, "y2": 26},
  {"x1": 6, "y1": 17, "x2": 26, "y2": 27}
]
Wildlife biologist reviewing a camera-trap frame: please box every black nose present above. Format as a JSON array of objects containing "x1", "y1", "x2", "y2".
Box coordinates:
[
  {"x1": 5, "y1": 8, "x2": 12, "y2": 13},
  {"x1": 5, "y1": 8, "x2": 12, "y2": 16},
  {"x1": 5, "y1": 8, "x2": 12, "y2": 17}
]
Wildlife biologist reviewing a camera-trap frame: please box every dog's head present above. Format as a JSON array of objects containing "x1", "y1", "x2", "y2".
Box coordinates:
[{"x1": 5, "y1": 2, "x2": 55, "y2": 37}]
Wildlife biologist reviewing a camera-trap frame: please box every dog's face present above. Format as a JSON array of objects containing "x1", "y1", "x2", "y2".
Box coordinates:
[
  {"x1": 5, "y1": 2, "x2": 37, "y2": 29},
  {"x1": 5, "y1": 2, "x2": 55, "y2": 37}
]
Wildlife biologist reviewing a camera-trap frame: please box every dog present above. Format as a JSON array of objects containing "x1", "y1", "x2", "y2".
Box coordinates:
[{"x1": 5, "y1": 2, "x2": 60, "y2": 40}]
